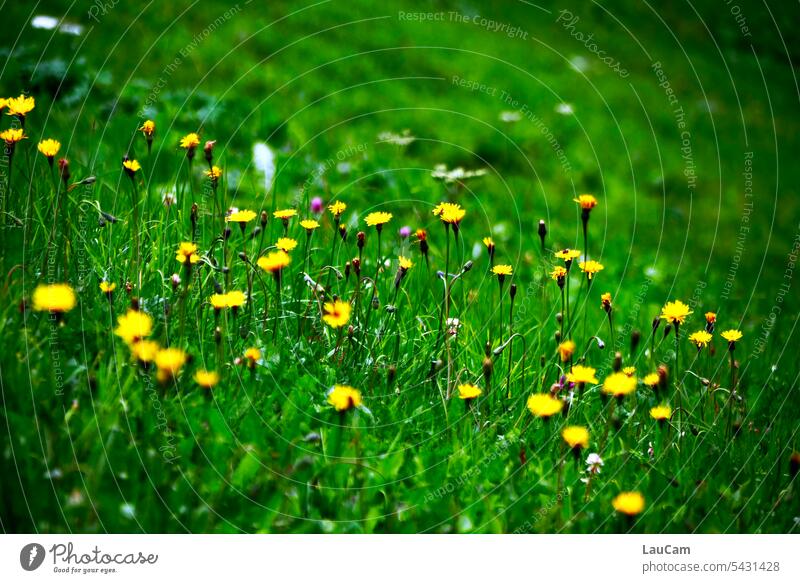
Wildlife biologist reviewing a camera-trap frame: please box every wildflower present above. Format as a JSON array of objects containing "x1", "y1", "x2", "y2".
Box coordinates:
[
  {"x1": 574, "y1": 194, "x2": 597, "y2": 210},
  {"x1": 175, "y1": 242, "x2": 200, "y2": 265},
  {"x1": 602, "y1": 372, "x2": 637, "y2": 397},
  {"x1": 395, "y1": 255, "x2": 413, "y2": 287},
  {"x1": 210, "y1": 294, "x2": 228, "y2": 311},
  {"x1": 322, "y1": 300, "x2": 351, "y2": 328},
  {"x1": 567, "y1": 365, "x2": 598, "y2": 385},
  {"x1": 194, "y1": 370, "x2": 220, "y2": 389},
  {"x1": 6, "y1": 94, "x2": 35, "y2": 118},
  {"x1": 203, "y1": 140, "x2": 216, "y2": 164},
  {"x1": 650, "y1": 405, "x2": 672, "y2": 421},
  {"x1": 32, "y1": 283, "x2": 76, "y2": 313},
  {"x1": 139, "y1": 120, "x2": 155, "y2": 137},
  {"x1": 721, "y1": 329, "x2": 743, "y2": 350},
  {"x1": 689, "y1": 330, "x2": 712, "y2": 349},
  {"x1": 100, "y1": 281, "x2": 116, "y2": 298},
  {"x1": 492, "y1": 264, "x2": 512, "y2": 284},
  {"x1": 457, "y1": 384, "x2": 482, "y2": 400},
  {"x1": 601, "y1": 292, "x2": 612, "y2": 313},
  {"x1": 365, "y1": 211, "x2": 393, "y2": 230},
  {"x1": 434, "y1": 202, "x2": 466, "y2": 228},
  {"x1": 225, "y1": 291, "x2": 246, "y2": 311},
  {"x1": 643, "y1": 373, "x2": 660, "y2": 388},
  {"x1": 243, "y1": 347, "x2": 261, "y2": 369},
  {"x1": 551, "y1": 266, "x2": 567, "y2": 287},
  {"x1": 660, "y1": 300, "x2": 693, "y2": 326},
  {"x1": 537, "y1": 219, "x2": 547, "y2": 250},
  {"x1": 399, "y1": 226, "x2": 411, "y2": 239},
  {"x1": 328, "y1": 201, "x2": 347, "y2": 219},
  {"x1": 155, "y1": 348, "x2": 187, "y2": 380},
  {"x1": 328, "y1": 385, "x2": 362, "y2": 412},
  {"x1": 310, "y1": 196, "x2": 324, "y2": 213},
  {"x1": 114, "y1": 309, "x2": 152, "y2": 344},
  {"x1": 0, "y1": 128, "x2": 26, "y2": 149},
  {"x1": 226, "y1": 209, "x2": 257, "y2": 226},
  {"x1": 612, "y1": 492, "x2": 645, "y2": 516},
  {"x1": 526, "y1": 393, "x2": 564, "y2": 418},
  {"x1": 37, "y1": 139, "x2": 60, "y2": 164},
  {"x1": 416, "y1": 228, "x2": 429, "y2": 259},
  {"x1": 562, "y1": 426, "x2": 589, "y2": 450},
  {"x1": 257, "y1": 250, "x2": 291, "y2": 276},
  {"x1": 483, "y1": 237, "x2": 495, "y2": 260},
  {"x1": 179, "y1": 132, "x2": 201, "y2": 159},
  {"x1": 122, "y1": 159, "x2": 140, "y2": 177},
  {"x1": 558, "y1": 340, "x2": 576, "y2": 362},
  {"x1": 57, "y1": 158, "x2": 70, "y2": 184},
  {"x1": 131, "y1": 340, "x2": 159, "y2": 364},
  {"x1": 554, "y1": 248, "x2": 581, "y2": 264},
  {"x1": 300, "y1": 219, "x2": 319, "y2": 233},
  {"x1": 204, "y1": 165, "x2": 222, "y2": 183},
  {"x1": 705, "y1": 311, "x2": 716, "y2": 333},
  {"x1": 274, "y1": 208, "x2": 298, "y2": 220},
  {"x1": 275, "y1": 237, "x2": 298, "y2": 252},
  {"x1": 622, "y1": 366, "x2": 636, "y2": 377},
  {"x1": 162, "y1": 189, "x2": 177, "y2": 207},
  {"x1": 579, "y1": 260, "x2": 604, "y2": 280},
  {"x1": 586, "y1": 453, "x2": 604, "y2": 474}
]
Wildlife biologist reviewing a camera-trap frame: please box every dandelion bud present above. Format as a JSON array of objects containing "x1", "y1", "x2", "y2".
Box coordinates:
[
  {"x1": 631, "y1": 329, "x2": 641, "y2": 354},
  {"x1": 130, "y1": 296, "x2": 140, "y2": 311},
  {"x1": 190, "y1": 203, "x2": 198, "y2": 231},
  {"x1": 259, "y1": 211, "x2": 268, "y2": 228},
  {"x1": 540, "y1": 355, "x2": 546, "y2": 368},
  {"x1": 652, "y1": 317, "x2": 661, "y2": 333},
  {"x1": 352, "y1": 258, "x2": 361, "y2": 277},
  {"x1": 347, "y1": 325, "x2": 354, "y2": 338},
  {"x1": 482, "y1": 356, "x2": 493, "y2": 383},
  {"x1": 357, "y1": 231, "x2": 365, "y2": 251},
  {"x1": 58, "y1": 158, "x2": 70, "y2": 185},
  {"x1": 339, "y1": 223, "x2": 347, "y2": 242},
  {"x1": 249, "y1": 226, "x2": 262, "y2": 240},
  {"x1": 214, "y1": 326, "x2": 222, "y2": 344},
  {"x1": 556, "y1": 312, "x2": 563, "y2": 324},
  {"x1": 510, "y1": 283, "x2": 517, "y2": 300},
  {"x1": 537, "y1": 220, "x2": 547, "y2": 249},
  {"x1": 613, "y1": 352, "x2": 622, "y2": 372},
  {"x1": 554, "y1": 330, "x2": 561, "y2": 342},
  {"x1": 344, "y1": 261, "x2": 351, "y2": 281},
  {"x1": 663, "y1": 324, "x2": 672, "y2": 339},
  {"x1": 204, "y1": 140, "x2": 216, "y2": 164},
  {"x1": 371, "y1": 295, "x2": 379, "y2": 310},
  {"x1": 388, "y1": 365, "x2": 397, "y2": 385},
  {"x1": 657, "y1": 365, "x2": 669, "y2": 392},
  {"x1": 224, "y1": 227, "x2": 232, "y2": 241},
  {"x1": 462, "y1": 260, "x2": 473, "y2": 273},
  {"x1": 790, "y1": 452, "x2": 800, "y2": 479}
]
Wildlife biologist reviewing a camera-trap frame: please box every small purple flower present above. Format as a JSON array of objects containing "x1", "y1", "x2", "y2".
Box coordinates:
[
  {"x1": 399, "y1": 225, "x2": 412, "y2": 239},
  {"x1": 310, "y1": 196, "x2": 324, "y2": 214}
]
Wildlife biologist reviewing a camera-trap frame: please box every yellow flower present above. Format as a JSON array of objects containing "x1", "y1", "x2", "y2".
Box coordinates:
[
  {"x1": 300, "y1": 219, "x2": 320, "y2": 231},
  {"x1": 554, "y1": 248, "x2": 581, "y2": 262},
  {"x1": 328, "y1": 384, "x2": 362, "y2": 411},
  {"x1": 622, "y1": 366, "x2": 636, "y2": 377},
  {"x1": 179, "y1": 133, "x2": 200, "y2": 149},
  {"x1": 567, "y1": 365, "x2": 598, "y2": 385},
  {"x1": 643, "y1": 373, "x2": 660, "y2": 388},
  {"x1": 0, "y1": 128, "x2": 26, "y2": 145},
  {"x1": 602, "y1": 372, "x2": 637, "y2": 397},
  {"x1": 458, "y1": 384, "x2": 482, "y2": 400},
  {"x1": 573, "y1": 194, "x2": 598, "y2": 210},
  {"x1": 322, "y1": 300, "x2": 351, "y2": 328},
  {"x1": 175, "y1": 242, "x2": 200, "y2": 265},
  {"x1": 243, "y1": 347, "x2": 261, "y2": 368},
  {"x1": 131, "y1": 340, "x2": 159, "y2": 364},
  {"x1": 328, "y1": 201, "x2": 347, "y2": 218},
  {"x1": 688, "y1": 330, "x2": 712, "y2": 348},
  {"x1": 398, "y1": 255, "x2": 414, "y2": 270},
  {"x1": 705, "y1": 312, "x2": 717, "y2": 324},
  {"x1": 37, "y1": 139, "x2": 60, "y2": 158},
  {"x1": 210, "y1": 294, "x2": 228, "y2": 310},
  {"x1": 482, "y1": 236, "x2": 494, "y2": 249},
  {"x1": 550, "y1": 266, "x2": 567, "y2": 281},
  {"x1": 227, "y1": 209, "x2": 257, "y2": 223},
  {"x1": 579, "y1": 260, "x2": 604, "y2": 279},
  {"x1": 434, "y1": 202, "x2": 466, "y2": 225},
  {"x1": 721, "y1": 329, "x2": 743, "y2": 343},
  {"x1": 194, "y1": 370, "x2": 220, "y2": 388},
  {"x1": 99, "y1": 281, "x2": 116, "y2": 294},
  {"x1": 660, "y1": 300, "x2": 693, "y2": 325},
  {"x1": 32, "y1": 283, "x2": 76, "y2": 313},
  {"x1": 0, "y1": 97, "x2": 5, "y2": 111},
  {"x1": 650, "y1": 405, "x2": 672, "y2": 421},
  {"x1": 273, "y1": 208, "x2": 298, "y2": 220},
  {"x1": 492, "y1": 264, "x2": 513, "y2": 277},
  {"x1": 6, "y1": 94, "x2": 35, "y2": 116},
  {"x1": 122, "y1": 159, "x2": 141, "y2": 174},
  {"x1": 205, "y1": 166, "x2": 222, "y2": 180},
  {"x1": 527, "y1": 393, "x2": 564, "y2": 418},
  {"x1": 155, "y1": 348, "x2": 187, "y2": 377},
  {"x1": 601, "y1": 292, "x2": 612, "y2": 311},
  {"x1": 562, "y1": 425, "x2": 589, "y2": 449},
  {"x1": 139, "y1": 120, "x2": 155, "y2": 136},
  {"x1": 558, "y1": 340, "x2": 576, "y2": 362},
  {"x1": 275, "y1": 237, "x2": 298, "y2": 252},
  {"x1": 225, "y1": 291, "x2": 246, "y2": 308},
  {"x1": 365, "y1": 211, "x2": 393, "y2": 227},
  {"x1": 114, "y1": 309, "x2": 153, "y2": 344},
  {"x1": 257, "y1": 250, "x2": 291, "y2": 274},
  {"x1": 612, "y1": 491, "x2": 645, "y2": 516}
]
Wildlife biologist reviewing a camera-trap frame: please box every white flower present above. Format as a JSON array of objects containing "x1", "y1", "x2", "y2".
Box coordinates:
[
  {"x1": 585, "y1": 452, "x2": 603, "y2": 474},
  {"x1": 162, "y1": 188, "x2": 177, "y2": 206},
  {"x1": 431, "y1": 164, "x2": 488, "y2": 183}
]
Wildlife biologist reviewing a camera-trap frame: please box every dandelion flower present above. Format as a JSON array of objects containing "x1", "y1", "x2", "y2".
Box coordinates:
[
  {"x1": 622, "y1": 366, "x2": 636, "y2": 377},
  {"x1": 225, "y1": 291, "x2": 246, "y2": 309},
  {"x1": 210, "y1": 294, "x2": 228, "y2": 310},
  {"x1": 204, "y1": 166, "x2": 222, "y2": 180},
  {"x1": 365, "y1": 211, "x2": 393, "y2": 228},
  {"x1": 139, "y1": 120, "x2": 155, "y2": 137},
  {"x1": 131, "y1": 340, "x2": 159, "y2": 364},
  {"x1": 328, "y1": 384, "x2": 362, "y2": 412},
  {"x1": 122, "y1": 159, "x2": 140, "y2": 176},
  {"x1": 602, "y1": 372, "x2": 637, "y2": 397},
  {"x1": 194, "y1": 370, "x2": 220, "y2": 389},
  {"x1": 558, "y1": 340, "x2": 576, "y2": 362},
  {"x1": 300, "y1": 219, "x2": 319, "y2": 232},
  {"x1": 550, "y1": 266, "x2": 566, "y2": 285},
  {"x1": 483, "y1": 236, "x2": 495, "y2": 250},
  {"x1": 179, "y1": 132, "x2": 200, "y2": 150},
  {"x1": 433, "y1": 202, "x2": 466, "y2": 226},
  {"x1": 398, "y1": 255, "x2": 414, "y2": 270},
  {"x1": 562, "y1": 426, "x2": 589, "y2": 450},
  {"x1": 0, "y1": 128, "x2": 26, "y2": 146},
  {"x1": 660, "y1": 300, "x2": 693, "y2": 325},
  {"x1": 579, "y1": 260, "x2": 604, "y2": 280},
  {"x1": 526, "y1": 393, "x2": 564, "y2": 418},
  {"x1": 274, "y1": 208, "x2": 298, "y2": 220},
  {"x1": 328, "y1": 201, "x2": 347, "y2": 219},
  {"x1": 226, "y1": 209, "x2": 257, "y2": 223},
  {"x1": 688, "y1": 330, "x2": 712, "y2": 349},
  {"x1": 243, "y1": 347, "x2": 261, "y2": 369},
  {"x1": 643, "y1": 373, "x2": 660, "y2": 388},
  {"x1": 567, "y1": 364, "x2": 598, "y2": 385},
  {"x1": 650, "y1": 405, "x2": 672, "y2": 421},
  {"x1": 554, "y1": 248, "x2": 581, "y2": 263},
  {"x1": 257, "y1": 250, "x2": 291, "y2": 274},
  {"x1": 37, "y1": 138, "x2": 60, "y2": 160},
  {"x1": 32, "y1": 283, "x2": 76, "y2": 313},
  {"x1": 601, "y1": 292, "x2": 612, "y2": 312},
  {"x1": 114, "y1": 309, "x2": 152, "y2": 344},
  {"x1": 322, "y1": 300, "x2": 351, "y2": 328},
  {"x1": 155, "y1": 348, "x2": 187, "y2": 377},
  {"x1": 99, "y1": 281, "x2": 116, "y2": 296},
  {"x1": 721, "y1": 329, "x2": 743, "y2": 350},
  {"x1": 457, "y1": 383, "x2": 482, "y2": 400},
  {"x1": 6, "y1": 94, "x2": 35, "y2": 117},
  {"x1": 275, "y1": 237, "x2": 298, "y2": 252},
  {"x1": 175, "y1": 242, "x2": 200, "y2": 265},
  {"x1": 573, "y1": 194, "x2": 598, "y2": 210},
  {"x1": 492, "y1": 264, "x2": 513, "y2": 277},
  {"x1": 612, "y1": 491, "x2": 645, "y2": 516}
]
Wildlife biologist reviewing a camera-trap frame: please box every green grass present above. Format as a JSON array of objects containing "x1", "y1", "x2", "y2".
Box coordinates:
[{"x1": 1, "y1": 0, "x2": 799, "y2": 533}]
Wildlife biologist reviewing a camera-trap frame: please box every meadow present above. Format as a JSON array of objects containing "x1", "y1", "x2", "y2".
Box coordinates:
[{"x1": 1, "y1": 0, "x2": 799, "y2": 534}]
